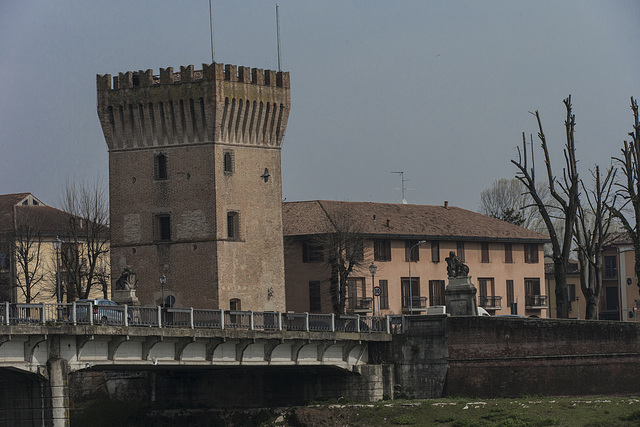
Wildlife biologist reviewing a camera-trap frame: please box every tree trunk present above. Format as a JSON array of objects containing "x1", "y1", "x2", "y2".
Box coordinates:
[
  {"x1": 329, "y1": 263, "x2": 340, "y2": 314},
  {"x1": 554, "y1": 258, "x2": 569, "y2": 318},
  {"x1": 585, "y1": 294, "x2": 598, "y2": 320}
]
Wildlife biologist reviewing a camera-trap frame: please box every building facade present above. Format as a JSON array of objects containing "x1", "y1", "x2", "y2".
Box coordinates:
[
  {"x1": 544, "y1": 259, "x2": 581, "y2": 319},
  {"x1": 0, "y1": 193, "x2": 109, "y2": 303},
  {"x1": 545, "y1": 233, "x2": 640, "y2": 321},
  {"x1": 546, "y1": 233, "x2": 640, "y2": 322},
  {"x1": 284, "y1": 200, "x2": 550, "y2": 317},
  {"x1": 97, "y1": 63, "x2": 290, "y2": 311},
  {"x1": 601, "y1": 233, "x2": 638, "y2": 320}
]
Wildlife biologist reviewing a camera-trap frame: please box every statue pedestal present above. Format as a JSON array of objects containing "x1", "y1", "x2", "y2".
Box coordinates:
[
  {"x1": 111, "y1": 289, "x2": 140, "y2": 306},
  {"x1": 445, "y1": 276, "x2": 478, "y2": 316}
]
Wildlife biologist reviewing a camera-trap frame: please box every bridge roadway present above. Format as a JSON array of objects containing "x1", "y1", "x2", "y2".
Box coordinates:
[{"x1": 0, "y1": 303, "x2": 393, "y2": 426}]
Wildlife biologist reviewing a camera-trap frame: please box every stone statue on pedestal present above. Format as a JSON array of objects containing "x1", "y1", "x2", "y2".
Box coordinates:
[
  {"x1": 444, "y1": 252, "x2": 479, "y2": 316},
  {"x1": 445, "y1": 251, "x2": 469, "y2": 278},
  {"x1": 112, "y1": 266, "x2": 140, "y2": 306}
]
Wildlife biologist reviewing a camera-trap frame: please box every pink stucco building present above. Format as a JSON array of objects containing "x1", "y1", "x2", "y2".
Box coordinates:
[{"x1": 284, "y1": 200, "x2": 550, "y2": 317}]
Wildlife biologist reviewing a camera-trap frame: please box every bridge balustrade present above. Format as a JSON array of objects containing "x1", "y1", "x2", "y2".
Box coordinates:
[
  {"x1": 0, "y1": 302, "x2": 391, "y2": 333},
  {"x1": 192, "y1": 308, "x2": 223, "y2": 328}
]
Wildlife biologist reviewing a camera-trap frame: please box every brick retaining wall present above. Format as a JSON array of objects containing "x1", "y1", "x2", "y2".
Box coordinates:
[{"x1": 387, "y1": 316, "x2": 640, "y2": 398}]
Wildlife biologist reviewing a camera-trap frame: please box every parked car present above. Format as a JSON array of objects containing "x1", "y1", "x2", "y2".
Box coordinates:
[{"x1": 76, "y1": 299, "x2": 124, "y2": 324}]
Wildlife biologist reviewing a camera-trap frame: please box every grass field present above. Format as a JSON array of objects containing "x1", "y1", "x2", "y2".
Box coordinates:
[{"x1": 282, "y1": 396, "x2": 640, "y2": 427}]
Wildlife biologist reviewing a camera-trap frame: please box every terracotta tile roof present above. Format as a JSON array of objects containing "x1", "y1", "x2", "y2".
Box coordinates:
[
  {"x1": 0, "y1": 193, "x2": 87, "y2": 236},
  {"x1": 0, "y1": 193, "x2": 30, "y2": 232},
  {"x1": 283, "y1": 200, "x2": 550, "y2": 243},
  {"x1": 545, "y1": 259, "x2": 580, "y2": 275}
]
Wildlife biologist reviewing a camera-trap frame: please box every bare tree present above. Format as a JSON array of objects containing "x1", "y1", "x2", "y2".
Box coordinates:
[
  {"x1": 479, "y1": 178, "x2": 549, "y2": 230},
  {"x1": 574, "y1": 166, "x2": 616, "y2": 319},
  {"x1": 13, "y1": 216, "x2": 45, "y2": 303},
  {"x1": 59, "y1": 179, "x2": 110, "y2": 301},
  {"x1": 512, "y1": 95, "x2": 580, "y2": 318},
  {"x1": 309, "y1": 207, "x2": 370, "y2": 315},
  {"x1": 609, "y1": 97, "x2": 640, "y2": 290}
]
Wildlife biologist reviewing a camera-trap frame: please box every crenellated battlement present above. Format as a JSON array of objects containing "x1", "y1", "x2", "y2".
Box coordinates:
[
  {"x1": 97, "y1": 63, "x2": 290, "y2": 91},
  {"x1": 97, "y1": 61, "x2": 291, "y2": 151}
]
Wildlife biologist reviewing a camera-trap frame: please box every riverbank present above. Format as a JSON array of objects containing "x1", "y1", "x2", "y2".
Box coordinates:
[{"x1": 72, "y1": 395, "x2": 640, "y2": 426}]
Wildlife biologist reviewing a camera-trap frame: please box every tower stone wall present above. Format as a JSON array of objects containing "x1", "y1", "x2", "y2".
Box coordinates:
[{"x1": 97, "y1": 63, "x2": 290, "y2": 310}]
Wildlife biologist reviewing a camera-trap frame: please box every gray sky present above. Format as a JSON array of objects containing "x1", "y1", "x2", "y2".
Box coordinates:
[{"x1": 1, "y1": 1, "x2": 639, "y2": 211}]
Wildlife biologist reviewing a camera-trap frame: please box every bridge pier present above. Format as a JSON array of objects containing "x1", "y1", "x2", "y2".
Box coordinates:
[{"x1": 47, "y1": 358, "x2": 69, "y2": 427}]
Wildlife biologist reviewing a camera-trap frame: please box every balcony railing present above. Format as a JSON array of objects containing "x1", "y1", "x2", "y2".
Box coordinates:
[
  {"x1": 401, "y1": 296, "x2": 428, "y2": 311},
  {"x1": 479, "y1": 296, "x2": 502, "y2": 310},
  {"x1": 525, "y1": 295, "x2": 548, "y2": 309}
]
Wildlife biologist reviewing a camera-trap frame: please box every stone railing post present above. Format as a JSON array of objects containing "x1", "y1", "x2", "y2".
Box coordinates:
[
  {"x1": 220, "y1": 309, "x2": 225, "y2": 330},
  {"x1": 123, "y1": 305, "x2": 128, "y2": 327},
  {"x1": 304, "y1": 313, "x2": 309, "y2": 332},
  {"x1": 190, "y1": 308, "x2": 194, "y2": 329},
  {"x1": 89, "y1": 303, "x2": 94, "y2": 326},
  {"x1": 72, "y1": 302, "x2": 76, "y2": 326},
  {"x1": 157, "y1": 306, "x2": 162, "y2": 328},
  {"x1": 277, "y1": 311, "x2": 282, "y2": 331},
  {"x1": 40, "y1": 303, "x2": 46, "y2": 324},
  {"x1": 4, "y1": 302, "x2": 8, "y2": 325},
  {"x1": 249, "y1": 311, "x2": 254, "y2": 330},
  {"x1": 356, "y1": 315, "x2": 361, "y2": 333},
  {"x1": 331, "y1": 313, "x2": 335, "y2": 332}
]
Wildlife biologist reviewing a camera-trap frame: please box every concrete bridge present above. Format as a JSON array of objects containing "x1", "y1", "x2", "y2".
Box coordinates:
[{"x1": 0, "y1": 303, "x2": 393, "y2": 426}]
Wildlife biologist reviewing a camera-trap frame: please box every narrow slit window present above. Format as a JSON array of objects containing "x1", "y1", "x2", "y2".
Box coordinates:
[
  {"x1": 224, "y1": 151, "x2": 234, "y2": 174},
  {"x1": 227, "y1": 212, "x2": 239, "y2": 240},
  {"x1": 155, "y1": 153, "x2": 168, "y2": 180}
]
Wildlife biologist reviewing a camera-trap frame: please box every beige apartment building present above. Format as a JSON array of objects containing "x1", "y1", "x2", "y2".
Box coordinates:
[
  {"x1": 284, "y1": 200, "x2": 550, "y2": 317},
  {"x1": 0, "y1": 193, "x2": 110, "y2": 304}
]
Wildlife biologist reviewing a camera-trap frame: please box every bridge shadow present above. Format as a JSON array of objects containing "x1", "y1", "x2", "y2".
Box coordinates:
[{"x1": 71, "y1": 364, "x2": 362, "y2": 411}]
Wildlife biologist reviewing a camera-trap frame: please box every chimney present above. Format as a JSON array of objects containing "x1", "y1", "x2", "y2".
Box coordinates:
[{"x1": 444, "y1": 201, "x2": 449, "y2": 208}]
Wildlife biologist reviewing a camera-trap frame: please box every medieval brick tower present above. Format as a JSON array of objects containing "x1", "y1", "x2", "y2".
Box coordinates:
[{"x1": 97, "y1": 63, "x2": 290, "y2": 311}]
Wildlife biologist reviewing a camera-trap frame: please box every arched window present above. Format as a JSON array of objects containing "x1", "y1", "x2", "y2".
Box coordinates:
[
  {"x1": 155, "y1": 153, "x2": 168, "y2": 180},
  {"x1": 230, "y1": 298, "x2": 241, "y2": 311}
]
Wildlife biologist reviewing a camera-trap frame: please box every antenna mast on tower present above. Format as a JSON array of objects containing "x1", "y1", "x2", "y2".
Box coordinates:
[
  {"x1": 209, "y1": 0, "x2": 215, "y2": 63},
  {"x1": 276, "y1": 4, "x2": 282, "y2": 71}
]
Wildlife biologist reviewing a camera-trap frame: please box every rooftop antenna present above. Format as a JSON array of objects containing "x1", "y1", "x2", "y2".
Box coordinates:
[
  {"x1": 209, "y1": 0, "x2": 215, "y2": 63},
  {"x1": 391, "y1": 171, "x2": 410, "y2": 204},
  {"x1": 276, "y1": 4, "x2": 282, "y2": 71}
]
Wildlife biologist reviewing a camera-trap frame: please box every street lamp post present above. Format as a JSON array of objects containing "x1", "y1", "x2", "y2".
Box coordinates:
[
  {"x1": 408, "y1": 240, "x2": 427, "y2": 315},
  {"x1": 159, "y1": 274, "x2": 167, "y2": 307},
  {"x1": 53, "y1": 236, "x2": 62, "y2": 304},
  {"x1": 53, "y1": 236, "x2": 62, "y2": 320},
  {"x1": 369, "y1": 262, "x2": 377, "y2": 317}
]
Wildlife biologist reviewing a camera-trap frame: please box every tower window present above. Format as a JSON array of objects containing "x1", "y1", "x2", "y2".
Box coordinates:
[
  {"x1": 227, "y1": 212, "x2": 239, "y2": 240},
  {"x1": 230, "y1": 298, "x2": 241, "y2": 311},
  {"x1": 224, "y1": 151, "x2": 234, "y2": 174},
  {"x1": 155, "y1": 153, "x2": 168, "y2": 180},
  {"x1": 154, "y1": 214, "x2": 171, "y2": 241}
]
